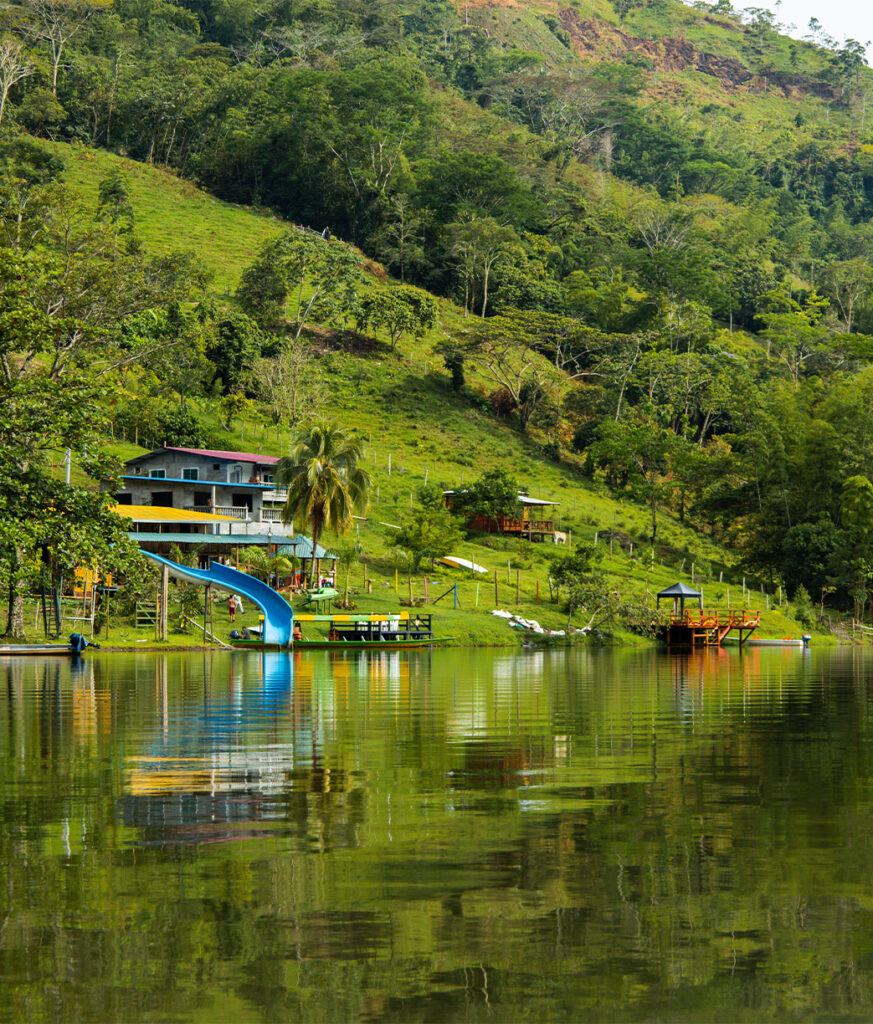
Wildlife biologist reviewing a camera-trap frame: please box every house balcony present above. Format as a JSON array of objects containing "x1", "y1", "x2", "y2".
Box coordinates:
[
  {"x1": 187, "y1": 504, "x2": 251, "y2": 519},
  {"x1": 262, "y1": 488, "x2": 288, "y2": 502}
]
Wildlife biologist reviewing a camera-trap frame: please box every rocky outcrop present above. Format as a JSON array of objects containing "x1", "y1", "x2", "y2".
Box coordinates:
[{"x1": 558, "y1": 9, "x2": 752, "y2": 89}]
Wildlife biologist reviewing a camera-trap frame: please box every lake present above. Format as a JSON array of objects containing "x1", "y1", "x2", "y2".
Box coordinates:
[{"x1": 1, "y1": 646, "x2": 872, "y2": 1022}]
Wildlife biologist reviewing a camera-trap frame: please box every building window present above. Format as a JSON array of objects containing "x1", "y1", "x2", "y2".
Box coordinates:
[
  {"x1": 149, "y1": 469, "x2": 166, "y2": 479},
  {"x1": 262, "y1": 472, "x2": 274, "y2": 484},
  {"x1": 229, "y1": 467, "x2": 242, "y2": 484},
  {"x1": 182, "y1": 467, "x2": 199, "y2": 481}
]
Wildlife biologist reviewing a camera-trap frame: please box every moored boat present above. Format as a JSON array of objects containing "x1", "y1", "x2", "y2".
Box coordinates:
[
  {"x1": 0, "y1": 634, "x2": 93, "y2": 656},
  {"x1": 229, "y1": 612, "x2": 452, "y2": 650},
  {"x1": 723, "y1": 635, "x2": 810, "y2": 647}
]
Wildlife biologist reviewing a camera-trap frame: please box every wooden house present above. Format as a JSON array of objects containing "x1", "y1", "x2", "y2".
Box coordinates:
[{"x1": 444, "y1": 491, "x2": 559, "y2": 541}]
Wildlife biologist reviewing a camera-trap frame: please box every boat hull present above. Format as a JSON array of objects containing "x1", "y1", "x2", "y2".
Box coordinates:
[
  {"x1": 723, "y1": 637, "x2": 806, "y2": 647},
  {"x1": 0, "y1": 645, "x2": 82, "y2": 657}
]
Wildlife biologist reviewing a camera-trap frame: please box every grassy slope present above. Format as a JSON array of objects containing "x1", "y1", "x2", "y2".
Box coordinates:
[
  {"x1": 50, "y1": 142, "x2": 284, "y2": 293},
  {"x1": 50, "y1": 142, "x2": 818, "y2": 645}
]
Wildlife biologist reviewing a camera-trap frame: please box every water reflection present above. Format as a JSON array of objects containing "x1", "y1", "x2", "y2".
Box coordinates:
[{"x1": 1, "y1": 646, "x2": 873, "y2": 1021}]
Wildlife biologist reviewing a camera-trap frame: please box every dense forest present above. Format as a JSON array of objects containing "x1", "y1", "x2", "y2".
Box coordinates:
[{"x1": 6, "y1": 0, "x2": 873, "y2": 625}]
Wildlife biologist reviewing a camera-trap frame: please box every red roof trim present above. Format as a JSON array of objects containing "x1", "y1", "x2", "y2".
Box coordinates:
[{"x1": 166, "y1": 447, "x2": 281, "y2": 465}]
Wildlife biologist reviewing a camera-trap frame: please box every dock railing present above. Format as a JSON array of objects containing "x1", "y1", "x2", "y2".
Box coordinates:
[{"x1": 655, "y1": 609, "x2": 761, "y2": 629}]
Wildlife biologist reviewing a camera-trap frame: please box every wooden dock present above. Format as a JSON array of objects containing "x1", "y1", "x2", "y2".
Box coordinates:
[{"x1": 657, "y1": 610, "x2": 761, "y2": 649}]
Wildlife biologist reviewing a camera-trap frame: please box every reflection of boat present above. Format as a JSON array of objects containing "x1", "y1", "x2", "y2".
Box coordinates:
[{"x1": 0, "y1": 634, "x2": 91, "y2": 656}]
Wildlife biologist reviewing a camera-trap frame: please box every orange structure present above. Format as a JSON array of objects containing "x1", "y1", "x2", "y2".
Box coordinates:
[
  {"x1": 658, "y1": 609, "x2": 761, "y2": 648},
  {"x1": 654, "y1": 581, "x2": 760, "y2": 648}
]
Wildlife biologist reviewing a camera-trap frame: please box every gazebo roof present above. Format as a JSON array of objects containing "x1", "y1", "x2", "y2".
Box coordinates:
[{"x1": 656, "y1": 581, "x2": 702, "y2": 599}]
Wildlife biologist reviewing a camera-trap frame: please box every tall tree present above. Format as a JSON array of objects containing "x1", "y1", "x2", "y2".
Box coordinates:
[
  {"x1": 277, "y1": 423, "x2": 371, "y2": 585},
  {"x1": 236, "y1": 227, "x2": 363, "y2": 336},
  {"x1": 0, "y1": 37, "x2": 33, "y2": 125}
]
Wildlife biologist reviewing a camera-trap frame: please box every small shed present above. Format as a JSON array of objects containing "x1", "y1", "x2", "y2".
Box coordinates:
[{"x1": 656, "y1": 582, "x2": 702, "y2": 616}]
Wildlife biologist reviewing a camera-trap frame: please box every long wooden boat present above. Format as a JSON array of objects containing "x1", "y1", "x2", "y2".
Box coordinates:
[
  {"x1": 0, "y1": 643, "x2": 85, "y2": 657},
  {"x1": 723, "y1": 636, "x2": 809, "y2": 648},
  {"x1": 229, "y1": 611, "x2": 452, "y2": 650}
]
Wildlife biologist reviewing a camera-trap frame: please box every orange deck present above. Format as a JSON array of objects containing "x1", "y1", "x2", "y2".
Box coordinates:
[{"x1": 657, "y1": 610, "x2": 761, "y2": 648}]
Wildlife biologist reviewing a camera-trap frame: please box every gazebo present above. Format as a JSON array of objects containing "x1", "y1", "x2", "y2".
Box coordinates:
[{"x1": 656, "y1": 582, "x2": 703, "y2": 617}]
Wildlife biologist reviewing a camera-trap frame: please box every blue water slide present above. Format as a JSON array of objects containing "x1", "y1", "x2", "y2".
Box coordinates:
[{"x1": 142, "y1": 552, "x2": 294, "y2": 647}]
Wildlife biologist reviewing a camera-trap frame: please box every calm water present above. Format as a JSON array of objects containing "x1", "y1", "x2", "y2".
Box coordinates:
[{"x1": 2, "y1": 646, "x2": 873, "y2": 1022}]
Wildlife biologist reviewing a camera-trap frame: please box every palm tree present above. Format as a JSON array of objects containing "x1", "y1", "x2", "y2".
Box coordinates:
[{"x1": 276, "y1": 423, "x2": 370, "y2": 586}]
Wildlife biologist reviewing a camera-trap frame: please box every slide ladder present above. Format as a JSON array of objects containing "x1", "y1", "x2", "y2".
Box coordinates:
[{"x1": 141, "y1": 552, "x2": 294, "y2": 647}]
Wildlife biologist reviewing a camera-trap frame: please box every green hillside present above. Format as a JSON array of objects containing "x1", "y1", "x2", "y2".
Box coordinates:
[{"x1": 46, "y1": 140, "x2": 812, "y2": 644}]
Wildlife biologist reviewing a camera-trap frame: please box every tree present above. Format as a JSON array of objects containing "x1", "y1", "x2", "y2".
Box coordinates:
[
  {"x1": 453, "y1": 311, "x2": 597, "y2": 430},
  {"x1": 448, "y1": 217, "x2": 518, "y2": 317},
  {"x1": 371, "y1": 194, "x2": 426, "y2": 283},
  {"x1": 591, "y1": 409, "x2": 679, "y2": 543},
  {"x1": 550, "y1": 544, "x2": 614, "y2": 631},
  {"x1": 0, "y1": 37, "x2": 33, "y2": 125},
  {"x1": 277, "y1": 423, "x2": 371, "y2": 585},
  {"x1": 96, "y1": 169, "x2": 134, "y2": 251},
  {"x1": 355, "y1": 286, "x2": 437, "y2": 351},
  {"x1": 236, "y1": 226, "x2": 364, "y2": 336},
  {"x1": 394, "y1": 492, "x2": 463, "y2": 573},
  {"x1": 451, "y1": 469, "x2": 522, "y2": 528},
  {"x1": 25, "y1": 0, "x2": 105, "y2": 96},
  {"x1": 838, "y1": 475, "x2": 873, "y2": 621},
  {"x1": 333, "y1": 538, "x2": 365, "y2": 608},
  {"x1": 246, "y1": 339, "x2": 327, "y2": 435},
  {"x1": 824, "y1": 259, "x2": 873, "y2": 334},
  {"x1": 207, "y1": 311, "x2": 266, "y2": 392}
]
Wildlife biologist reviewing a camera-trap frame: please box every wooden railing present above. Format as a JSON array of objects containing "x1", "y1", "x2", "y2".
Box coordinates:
[{"x1": 658, "y1": 609, "x2": 761, "y2": 628}]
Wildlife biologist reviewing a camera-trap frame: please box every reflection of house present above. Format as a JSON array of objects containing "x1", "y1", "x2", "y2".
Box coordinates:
[
  {"x1": 444, "y1": 491, "x2": 558, "y2": 541},
  {"x1": 111, "y1": 447, "x2": 289, "y2": 524}
]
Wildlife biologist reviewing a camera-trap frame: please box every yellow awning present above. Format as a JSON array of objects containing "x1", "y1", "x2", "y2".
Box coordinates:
[{"x1": 113, "y1": 504, "x2": 241, "y2": 523}]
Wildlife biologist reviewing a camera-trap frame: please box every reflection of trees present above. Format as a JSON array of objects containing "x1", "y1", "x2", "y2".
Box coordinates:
[{"x1": 1, "y1": 650, "x2": 873, "y2": 1019}]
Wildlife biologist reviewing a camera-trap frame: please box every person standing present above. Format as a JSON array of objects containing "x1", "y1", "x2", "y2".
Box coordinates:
[{"x1": 228, "y1": 594, "x2": 236, "y2": 623}]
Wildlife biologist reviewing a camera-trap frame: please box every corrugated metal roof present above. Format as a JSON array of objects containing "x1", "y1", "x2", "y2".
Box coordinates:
[
  {"x1": 443, "y1": 490, "x2": 558, "y2": 506},
  {"x1": 276, "y1": 534, "x2": 335, "y2": 559},
  {"x1": 114, "y1": 504, "x2": 241, "y2": 523},
  {"x1": 127, "y1": 447, "x2": 280, "y2": 465}
]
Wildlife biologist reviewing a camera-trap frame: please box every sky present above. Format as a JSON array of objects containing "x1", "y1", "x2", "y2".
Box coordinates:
[{"x1": 752, "y1": 1, "x2": 873, "y2": 61}]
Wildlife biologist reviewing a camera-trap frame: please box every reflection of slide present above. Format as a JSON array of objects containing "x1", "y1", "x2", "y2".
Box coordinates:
[{"x1": 142, "y1": 553, "x2": 294, "y2": 647}]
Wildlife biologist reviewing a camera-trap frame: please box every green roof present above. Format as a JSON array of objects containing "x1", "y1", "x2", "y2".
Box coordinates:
[
  {"x1": 276, "y1": 534, "x2": 335, "y2": 559},
  {"x1": 131, "y1": 532, "x2": 280, "y2": 546}
]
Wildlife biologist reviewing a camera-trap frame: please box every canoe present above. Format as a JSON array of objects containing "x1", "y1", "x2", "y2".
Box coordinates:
[
  {"x1": 437, "y1": 556, "x2": 488, "y2": 574},
  {"x1": 723, "y1": 636, "x2": 808, "y2": 647}
]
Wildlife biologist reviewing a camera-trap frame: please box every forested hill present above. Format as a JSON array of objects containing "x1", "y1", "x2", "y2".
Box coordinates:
[{"x1": 6, "y1": 0, "x2": 873, "y2": 621}]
